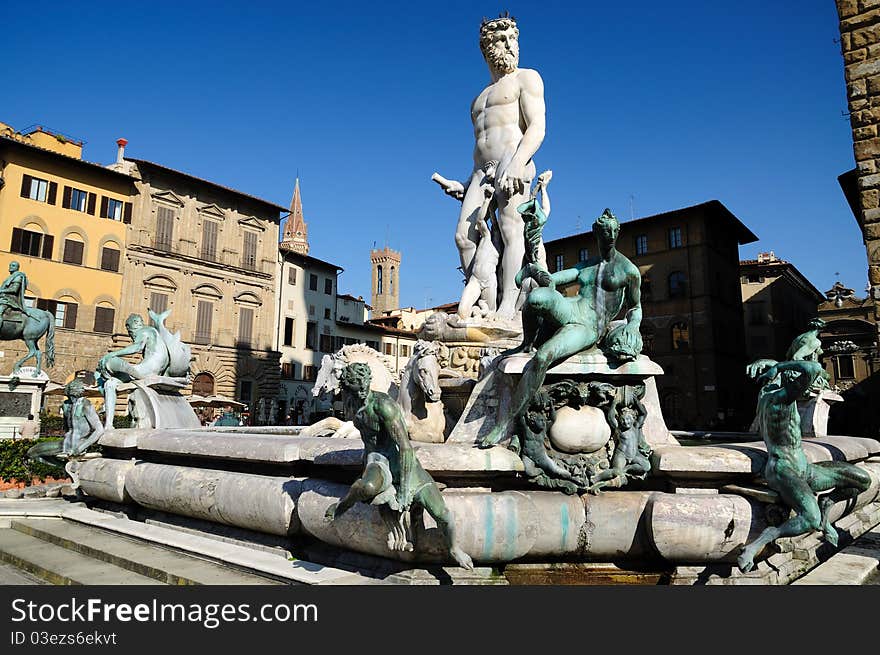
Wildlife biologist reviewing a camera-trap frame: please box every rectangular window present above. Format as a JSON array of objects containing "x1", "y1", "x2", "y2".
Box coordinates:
[
  {"x1": 635, "y1": 234, "x2": 648, "y2": 255},
  {"x1": 194, "y1": 300, "x2": 213, "y2": 344},
  {"x1": 281, "y1": 362, "x2": 295, "y2": 379},
  {"x1": 155, "y1": 206, "x2": 174, "y2": 251},
  {"x1": 242, "y1": 231, "x2": 258, "y2": 270},
  {"x1": 308, "y1": 304, "x2": 315, "y2": 316},
  {"x1": 201, "y1": 220, "x2": 219, "y2": 261},
  {"x1": 309, "y1": 274, "x2": 318, "y2": 291},
  {"x1": 324, "y1": 278, "x2": 333, "y2": 295},
  {"x1": 367, "y1": 340, "x2": 379, "y2": 351},
  {"x1": 554, "y1": 254, "x2": 564, "y2": 272},
  {"x1": 324, "y1": 308, "x2": 331, "y2": 320},
  {"x1": 93, "y1": 306, "x2": 115, "y2": 334},
  {"x1": 238, "y1": 307, "x2": 254, "y2": 345},
  {"x1": 578, "y1": 248, "x2": 589, "y2": 262},
  {"x1": 68, "y1": 188, "x2": 90, "y2": 213},
  {"x1": 239, "y1": 380, "x2": 253, "y2": 403},
  {"x1": 319, "y1": 334, "x2": 333, "y2": 353},
  {"x1": 400, "y1": 344, "x2": 410, "y2": 357},
  {"x1": 306, "y1": 321, "x2": 317, "y2": 349},
  {"x1": 21, "y1": 175, "x2": 55, "y2": 203},
  {"x1": 10, "y1": 227, "x2": 53, "y2": 259},
  {"x1": 283, "y1": 317, "x2": 295, "y2": 347},
  {"x1": 62, "y1": 239, "x2": 84, "y2": 265},
  {"x1": 149, "y1": 292, "x2": 168, "y2": 315},
  {"x1": 303, "y1": 365, "x2": 317, "y2": 382},
  {"x1": 288, "y1": 268, "x2": 297, "y2": 285},
  {"x1": 835, "y1": 355, "x2": 855, "y2": 380},
  {"x1": 100, "y1": 247, "x2": 121, "y2": 272},
  {"x1": 383, "y1": 342, "x2": 395, "y2": 356},
  {"x1": 100, "y1": 197, "x2": 124, "y2": 221},
  {"x1": 668, "y1": 227, "x2": 683, "y2": 249}
]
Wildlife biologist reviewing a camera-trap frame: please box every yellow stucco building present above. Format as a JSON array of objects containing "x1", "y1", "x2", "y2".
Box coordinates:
[{"x1": 0, "y1": 122, "x2": 135, "y2": 399}]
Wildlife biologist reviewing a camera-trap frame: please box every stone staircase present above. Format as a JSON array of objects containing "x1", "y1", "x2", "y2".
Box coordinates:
[{"x1": 0, "y1": 518, "x2": 282, "y2": 585}]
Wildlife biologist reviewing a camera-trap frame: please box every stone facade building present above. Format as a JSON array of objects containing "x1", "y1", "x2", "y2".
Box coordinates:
[
  {"x1": 0, "y1": 123, "x2": 135, "y2": 410},
  {"x1": 108, "y1": 151, "x2": 284, "y2": 416},
  {"x1": 834, "y1": 0, "x2": 880, "y2": 437},
  {"x1": 370, "y1": 246, "x2": 400, "y2": 317},
  {"x1": 544, "y1": 200, "x2": 758, "y2": 430},
  {"x1": 739, "y1": 252, "x2": 824, "y2": 362}
]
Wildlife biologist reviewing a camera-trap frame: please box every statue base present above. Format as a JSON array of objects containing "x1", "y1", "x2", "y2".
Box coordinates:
[
  {"x1": 797, "y1": 389, "x2": 844, "y2": 438},
  {"x1": 118, "y1": 376, "x2": 200, "y2": 430},
  {"x1": 446, "y1": 349, "x2": 677, "y2": 449},
  {"x1": 0, "y1": 367, "x2": 49, "y2": 438}
]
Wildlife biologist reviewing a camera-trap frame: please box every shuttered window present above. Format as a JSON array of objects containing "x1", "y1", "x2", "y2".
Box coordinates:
[
  {"x1": 62, "y1": 239, "x2": 84, "y2": 265},
  {"x1": 238, "y1": 307, "x2": 254, "y2": 345},
  {"x1": 93, "y1": 307, "x2": 115, "y2": 334},
  {"x1": 10, "y1": 228, "x2": 53, "y2": 260},
  {"x1": 154, "y1": 206, "x2": 174, "y2": 251},
  {"x1": 194, "y1": 300, "x2": 213, "y2": 344},
  {"x1": 20, "y1": 175, "x2": 56, "y2": 204},
  {"x1": 149, "y1": 292, "x2": 168, "y2": 315},
  {"x1": 62, "y1": 302, "x2": 77, "y2": 329},
  {"x1": 288, "y1": 267, "x2": 296, "y2": 285},
  {"x1": 242, "y1": 231, "x2": 258, "y2": 270},
  {"x1": 100, "y1": 197, "x2": 124, "y2": 221},
  {"x1": 100, "y1": 247, "x2": 120, "y2": 272},
  {"x1": 201, "y1": 220, "x2": 218, "y2": 261}
]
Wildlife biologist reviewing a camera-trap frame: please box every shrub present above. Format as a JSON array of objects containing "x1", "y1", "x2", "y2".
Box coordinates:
[{"x1": 0, "y1": 438, "x2": 66, "y2": 482}]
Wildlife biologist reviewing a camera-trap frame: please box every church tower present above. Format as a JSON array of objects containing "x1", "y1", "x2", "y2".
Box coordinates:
[
  {"x1": 280, "y1": 178, "x2": 309, "y2": 255},
  {"x1": 370, "y1": 247, "x2": 401, "y2": 318}
]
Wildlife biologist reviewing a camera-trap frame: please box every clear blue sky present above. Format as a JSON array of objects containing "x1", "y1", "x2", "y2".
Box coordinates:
[{"x1": 3, "y1": 0, "x2": 863, "y2": 307}]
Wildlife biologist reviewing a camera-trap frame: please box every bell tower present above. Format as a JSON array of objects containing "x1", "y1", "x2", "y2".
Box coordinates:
[{"x1": 370, "y1": 247, "x2": 401, "y2": 318}]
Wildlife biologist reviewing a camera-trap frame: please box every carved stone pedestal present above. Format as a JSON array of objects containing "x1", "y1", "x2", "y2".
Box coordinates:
[
  {"x1": 0, "y1": 367, "x2": 49, "y2": 438},
  {"x1": 797, "y1": 389, "x2": 844, "y2": 438},
  {"x1": 119, "y1": 375, "x2": 200, "y2": 429}
]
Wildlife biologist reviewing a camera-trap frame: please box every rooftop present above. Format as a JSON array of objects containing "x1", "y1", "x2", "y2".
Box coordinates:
[
  {"x1": 544, "y1": 200, "x2": 759, "y2": 247},
  {"x1": 127, "y1": 158, "x2": 287, "y2": 214}
]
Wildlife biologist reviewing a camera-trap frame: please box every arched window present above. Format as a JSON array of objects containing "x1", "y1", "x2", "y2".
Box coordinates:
[
  {"x1": 671, "y1": 321, "x2": 689, "y2": 350},
  {"x1": 377, "y1": 266, "x2": 383, "y2": 295},
  {"x1": 668, "y1": 271, "x2": 687, "y2": 298},
  {"x1": 192, "y1": 372, "x2": 215, "y2": 396},
  {"x1": 390, "y1": 266, "x2": 395, "y2": 294}
]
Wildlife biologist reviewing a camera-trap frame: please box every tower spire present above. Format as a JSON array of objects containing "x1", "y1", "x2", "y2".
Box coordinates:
[{"x1": 281, "y1": 177, "x2": 309, "y2": 255}]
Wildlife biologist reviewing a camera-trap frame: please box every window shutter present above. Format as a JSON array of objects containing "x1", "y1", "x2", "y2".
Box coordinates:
[
  {"x1": 201, "y1": 220, "x2": 218, "y2": 260},
  {"x1": 62, "y1": 186, "x2": 72, "y2": 209},
  {"x1": 47, "y1": 182, "x2": 57, "y2": 205},
  {"x1": 10, "y1": 228, "x2": 23, "y2": 253},
  {"x1": 288, "y1": 268, "x2": 296, "y2": 285},
  {"x1": 242, "y1": 231, "x2": 257, "y2": 269},
  {"x1": 63, "y1": 240, "x2": 84, "y2": 265},
  {"x1": 123, "y1": 202, "x2": 132, "y2": 224},
  {"x1": 87, "y1": 193, "x2": 97, "y2": 215},
  {"x1": 100, "y1": 196, "x2": 109, "y2": 218},
  {"x1": 101, "y1": 247, "x2": 120, "y2": 272},
  {"x1": 20, "y1": 174, "x2": 31, "y2": 198},
  {"x1": 149, "y1": 292, "x2": 168, "y2": 315},
  {"x1": 195, "y1": 300, "x2": 213, "y2": 344},
  {"x1": 238, "y1": 307, "x2": 254, "y2": 345},
  {"x1": 63, "y1": 303, "x2": 78, "y2": 329},
  {"x1": 41, "y1": 235, "x2": 54, "y2": 260}
]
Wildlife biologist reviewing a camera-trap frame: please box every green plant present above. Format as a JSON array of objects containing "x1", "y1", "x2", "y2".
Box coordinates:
[{"x1": 0, "y1": 438, "x2": 66, "y2": 482}]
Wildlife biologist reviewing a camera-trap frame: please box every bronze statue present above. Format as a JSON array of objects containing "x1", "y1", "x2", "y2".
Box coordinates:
[
  {"x1": 737, "y1": 359, "x2": 871, "y2": 573},
  {"x1": 479, "y1": 208, "x2": 643, "y2": 447},
  {"x1": 27, "y1": 379, "x2": 104, "y2": 468},
  {"x1": 324, "y1": 362, "x2": 474, "y2": 570},
  {"x1": 0, "y1": 261, "x2": 56, "y2": 376}
]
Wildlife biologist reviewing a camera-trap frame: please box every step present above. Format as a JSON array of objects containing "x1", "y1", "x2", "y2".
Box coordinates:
[
  {"x1": 794, "y1": 527, "x2": 880, "y2": 585},
  {"x1": 10, "y1": 519, "x2": 280, "y2": 586},
  {"x1": 0, "y1": 529, "x2": 165, "y2": 585}
]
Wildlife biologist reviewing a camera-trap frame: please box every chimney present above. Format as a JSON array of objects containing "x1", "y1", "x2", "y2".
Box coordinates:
[{"x1": 116, "y1": 138, "x2": 128, "y2": 164}]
